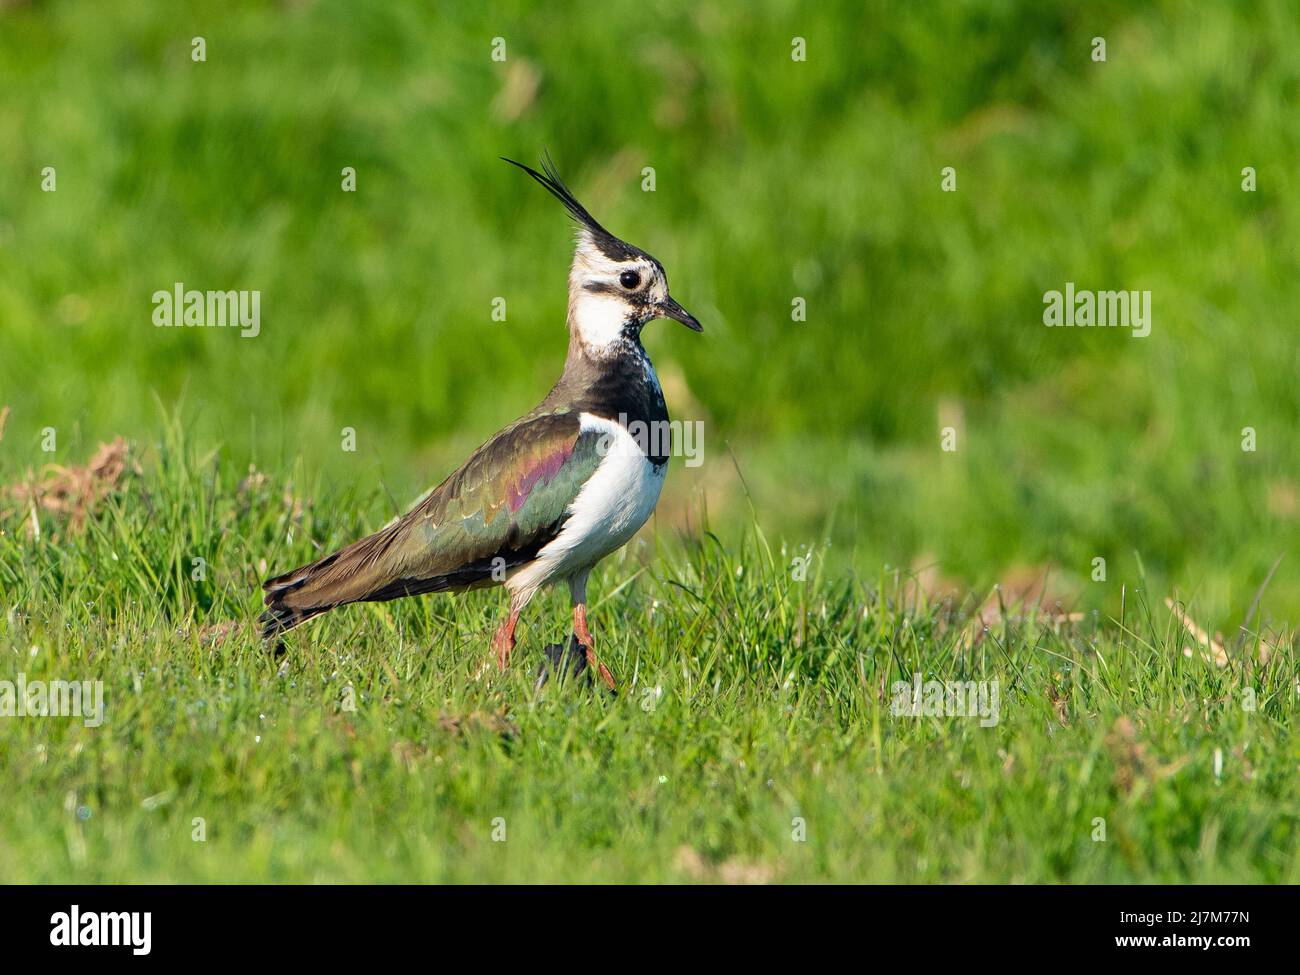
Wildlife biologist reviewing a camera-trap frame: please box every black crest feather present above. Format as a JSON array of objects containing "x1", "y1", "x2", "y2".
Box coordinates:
[{"x1": 501, "y1": 153, "x2": 639, "y2": 260}]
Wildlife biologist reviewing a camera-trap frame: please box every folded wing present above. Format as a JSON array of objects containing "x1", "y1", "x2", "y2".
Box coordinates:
[{"x1": 260, "y1": 408, "x2": 603, "y2": 637}]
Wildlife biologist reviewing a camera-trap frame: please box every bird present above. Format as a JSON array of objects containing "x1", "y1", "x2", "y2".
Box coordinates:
[{"x1": 259, "y1": 155, "x2": 702, "y2": 690}]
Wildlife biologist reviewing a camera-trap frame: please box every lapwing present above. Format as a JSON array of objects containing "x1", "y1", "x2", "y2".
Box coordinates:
[{"x1": 259, "y1": 156, "x2": 702, "y2": 690}]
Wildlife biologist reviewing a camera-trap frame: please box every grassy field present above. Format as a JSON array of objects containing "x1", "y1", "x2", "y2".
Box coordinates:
[
  {"x1": 1, "y1": 0, "x2": 1298, "y2": 882},
  {"x1": 1, "y1": 434, "x2": 1296, "y2": 882}
]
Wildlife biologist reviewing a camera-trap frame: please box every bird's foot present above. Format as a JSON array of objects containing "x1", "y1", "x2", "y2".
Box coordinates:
[
  {"x1": 585, "y1": 644, "x2": 618, "y2": 692},
  {"x1": 570, "y1": 603, "x2": 616, "y2": 691}
]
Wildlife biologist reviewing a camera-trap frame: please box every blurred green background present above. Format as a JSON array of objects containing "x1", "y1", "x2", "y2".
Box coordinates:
[{"x1": 2, "y1": 0, "x2": 1297, "y2": 622}]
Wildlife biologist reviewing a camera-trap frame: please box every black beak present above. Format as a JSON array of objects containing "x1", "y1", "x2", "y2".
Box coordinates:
[{"x1": 657, "y1": 296, "x2": 703, "y2": 332}]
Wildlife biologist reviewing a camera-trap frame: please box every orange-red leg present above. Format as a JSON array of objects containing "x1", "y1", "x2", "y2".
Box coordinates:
[
  {"x1": 493, "y1": 609, "x2": 519, "y2": 671},
  {"x1": 573, "y1": 603, "x2": 616, "y2": 691}
]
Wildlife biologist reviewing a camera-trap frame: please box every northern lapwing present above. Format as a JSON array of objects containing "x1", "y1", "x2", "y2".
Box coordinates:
[{"x1": 259, "y1": 156, "x2": 702, "y2": 689}]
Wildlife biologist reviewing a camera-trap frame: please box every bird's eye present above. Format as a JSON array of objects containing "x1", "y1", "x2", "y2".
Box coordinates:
[{"x1": 619, "y1": 270, "x2": 641, "y2": 290}]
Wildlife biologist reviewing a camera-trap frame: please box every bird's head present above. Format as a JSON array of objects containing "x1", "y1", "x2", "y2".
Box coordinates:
[{"x1": 503, "y1": 155, "x2": 702, "y2": 356}]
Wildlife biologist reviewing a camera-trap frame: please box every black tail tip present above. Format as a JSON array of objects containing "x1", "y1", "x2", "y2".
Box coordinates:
[{"x1": 258, "y1": 605, "x2": 296, "y2": 642}]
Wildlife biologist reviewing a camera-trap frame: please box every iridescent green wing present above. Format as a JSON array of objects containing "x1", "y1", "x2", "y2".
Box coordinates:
[
  {"x1": 394, "y1": 407, "x2": 604, "y2": 581},
  {"x1": 263, "y1": 408, "x2": 604, "y2": 614}
]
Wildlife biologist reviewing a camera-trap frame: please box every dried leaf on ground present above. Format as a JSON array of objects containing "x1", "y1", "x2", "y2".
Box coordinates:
[
  {"x1": 673, "y1": 845, "x2": 780, "y2": 885},
  {"x1": 908, "y1": 559, "x2": 1083, "y2": 652},
  {"x1": 5, "y1": 436, "x2": 137, "y2": 535},
  {"x1": 1165, "y1": 597, "x2": 1229, "y2": 667}
]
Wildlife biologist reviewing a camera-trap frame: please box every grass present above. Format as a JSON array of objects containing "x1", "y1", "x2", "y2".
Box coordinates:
[
  {"x1": 1, "y1": 0, "x2": 1297, "y2": 882},
  {"x1": 0, "y1": 432, "x2": 1295, "y2": 883}
]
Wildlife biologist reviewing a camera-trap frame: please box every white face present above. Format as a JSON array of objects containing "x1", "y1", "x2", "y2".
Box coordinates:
[{"x1": 567, "y1": 231, "x2": 669, "y2": 354}]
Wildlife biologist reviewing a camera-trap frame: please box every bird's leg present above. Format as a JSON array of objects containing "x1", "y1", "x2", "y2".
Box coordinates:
[
  {"x1": 493, "y1": 608, "x2": 519, "y2": 671},
  {"x1": 568, "y1": 572, "x2": 616, "y2": 691},
  {"x1": 572, "y1": 602, "x2": 616, "y2": 691}
]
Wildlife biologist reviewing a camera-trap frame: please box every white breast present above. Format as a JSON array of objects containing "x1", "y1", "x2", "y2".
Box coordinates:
[{"x1": 507, "y1": 412, "x2": 666, "y2": 599}]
